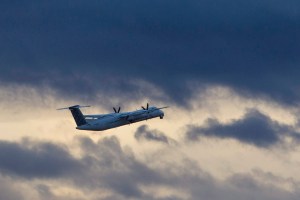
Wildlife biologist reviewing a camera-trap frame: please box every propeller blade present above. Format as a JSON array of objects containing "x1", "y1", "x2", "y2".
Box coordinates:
[
  {"x1": 113, "y1": 107, "x2": 121, "y2": 113},
  {"x1": 141, "y1": 103, "x2": 150, "y2": 110}
]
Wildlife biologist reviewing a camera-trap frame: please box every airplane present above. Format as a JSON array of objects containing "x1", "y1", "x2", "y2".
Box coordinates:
[{"x1": 57, "y1": 103, "x2": 168, "y2": 131}]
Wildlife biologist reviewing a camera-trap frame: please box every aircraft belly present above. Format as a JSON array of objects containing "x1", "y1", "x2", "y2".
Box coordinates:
[
  {"x1": 92, "y1": 119, "x2": 129, "y2": 131},
  {"x1": 131, "y1": 113, "x2": 158, "y2": 123},
  {"x1": 108, "y1": 120, "x2": 128, "y2": 129}
]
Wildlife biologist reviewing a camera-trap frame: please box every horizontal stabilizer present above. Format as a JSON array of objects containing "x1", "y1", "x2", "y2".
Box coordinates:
[
  {"x1": 57, "y1": 105, "x2": 91, "y2": 126},
  {"x1": 57, "y1": 105, "x2": 91, "y2": 110},
  {"x1": 156, "y1": 106, "x2": 169, "y2": 110}
]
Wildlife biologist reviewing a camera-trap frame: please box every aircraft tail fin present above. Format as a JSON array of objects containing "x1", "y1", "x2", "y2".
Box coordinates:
[{"x1": 57, "y1": 105, "x2": 90, "y2": 126}]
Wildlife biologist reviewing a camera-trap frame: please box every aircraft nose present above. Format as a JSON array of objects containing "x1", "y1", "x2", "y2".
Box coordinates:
[{"x1": 159, "y1": 110, "x2": 164, "y2": 119}]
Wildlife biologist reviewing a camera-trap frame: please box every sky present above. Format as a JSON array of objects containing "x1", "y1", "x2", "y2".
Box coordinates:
[{"x1": 1, "y1": 0, "x2": 300, "y2": 199}]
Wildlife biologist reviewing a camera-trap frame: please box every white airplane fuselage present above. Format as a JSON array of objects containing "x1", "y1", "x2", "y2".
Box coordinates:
[{"x1": 78, "y1": 108, "x2": 164, "y2": 131}]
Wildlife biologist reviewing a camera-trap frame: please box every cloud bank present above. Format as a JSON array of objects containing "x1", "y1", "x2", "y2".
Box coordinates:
[
  {"x1": 1, "y1": 0, "x2": 300, "y2": 105},
  {"x1": 186, "y1": 109, "x2": 300, "y2": 147},
  {"x1": 0, "y1": 136, "x2": 299, "y2": 200}
]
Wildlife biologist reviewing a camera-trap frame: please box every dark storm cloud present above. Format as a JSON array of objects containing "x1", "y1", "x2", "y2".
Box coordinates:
[
  {"x1": 186, "y1": 109, "x2": 300, "y2": 147},
  {"x1": 134, "y1": 125, "x2": 177, "y2": 145},
  {"x1": 0, "y1": 136, "x2": 162, "y2": 198},
  {"x1": 1, "y1": 0, "x2": 300, "y2": 105},
  {"x1": 0, "y1": 139, "x2": 81, "y2": 178}
]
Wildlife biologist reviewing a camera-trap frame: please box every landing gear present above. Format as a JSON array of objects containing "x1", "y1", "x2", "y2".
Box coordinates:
[{"x1": 160, "y1": 115, "x2": 164, "y2": 119}]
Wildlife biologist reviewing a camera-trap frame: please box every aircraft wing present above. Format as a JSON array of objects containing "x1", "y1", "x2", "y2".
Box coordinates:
[
  {"x1": 118, "y1": 112, "x2": 141, "y2": 120},
  {"x1": 118, "y1": 113, "x2": 130, "y2": 119},
  {"x1": 118, "y1": 111, "x2": 145, "y2": 121}
]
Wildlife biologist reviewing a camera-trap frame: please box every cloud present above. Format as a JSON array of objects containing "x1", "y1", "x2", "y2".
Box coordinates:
[
  {"x1": 186, "y1": 109, "x2": 300, "y2": 147},
  {"x1": 0, "y1": 135, "x2": 299, "y2": 199},
  {"x1": 0, "y1": 175, "x2": 24, "y2": 200},
  {"x1": 0, "y1": 136, "x2": 162, "y2": 198},
  {"x1": 224, "y1": 173, "x2": 299, "y2": 200},
  {"x1": 72, "y1": 136, "x2": 164, "y2": 198},
  {"x1": 134, "y1": 125, "x2": 177, "y2": 145},
  {"x1": 0, "y1": 138, "x2": 81, "y2": 178},
  {"x1": 1, "y1": 0, "x2": 300, "y2": 105}
]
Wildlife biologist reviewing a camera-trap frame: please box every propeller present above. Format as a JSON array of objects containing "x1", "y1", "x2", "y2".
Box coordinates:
[
  {"x1": 113, "y1": 107, "x2": 121, "y2": 113},
  {"x1": 141, "y1": 103, "x2": 149, "y2": 110}
]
